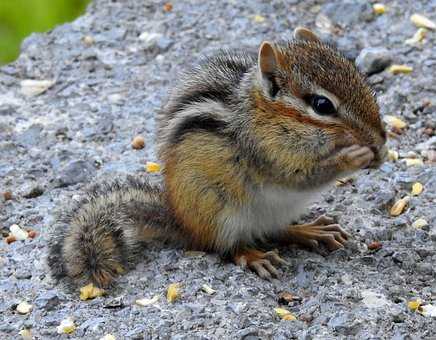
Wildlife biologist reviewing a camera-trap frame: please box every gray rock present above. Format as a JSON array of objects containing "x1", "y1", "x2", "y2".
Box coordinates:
[
  {"x1": 1, "y1": 0, "x2": 435, "y2": 338},
  {"x1": 319, "y1": 0, "x2": 374, "y2": 28},
  {"x1": 56, "y1": 159, "x2": 96, "y2": 187},
  {"x1": 34, "y1": 290, "x2": 60, "y2": 311},
  {"x1": 328, "y1": 312, "x2": 361, "y2": 336},
  {"x1": 356, "y1": 47, "x2": 392, "y2": 75},
  {"x1": 18, "y1": 124, "x2": 44, "y2": 146},
  {"x1": 23, "y1": 184, "x2": 44, "y2": 199},
  {"x1": 415, "y1": 136, "x2": 436, "y2": 152}
]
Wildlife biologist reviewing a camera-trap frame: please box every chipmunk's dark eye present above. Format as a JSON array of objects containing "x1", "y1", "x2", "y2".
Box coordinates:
[{"x1": 309, "y1": 95, "x2": 336, "y2": 116}]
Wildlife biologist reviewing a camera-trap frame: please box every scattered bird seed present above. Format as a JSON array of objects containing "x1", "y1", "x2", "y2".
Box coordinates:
[
  {"x1": 16, "y1": 301, "x2": 33, "y2": 315},
  {"x1": 274, "y1": 307, "x2": 297, "y2": 321},
  {"x1": 201, "y1": 284, "x2": 217, "y2": 295},
  {"x1": 79, "y1": 283, "x2": 105, "y2": 301},
  {"x1": 373, "y1": 3, "x2": 386, "y2": 15},
  {"x1": 135, "y1": 295, "x2": 160, "y2": 306},
  {"x1": 146, "y1": 161, "x2": 161, "y2": 173},
  {"x1": 410, "y1": 14, "x2": 436, "y2": 30},
  {"x1": 411, "y1": 182, "x2": 423, "y2": 196},
  {"x1": 390, "y1": 196, "x2": 410, "y2": 216},
  {"x1": 20, "y1": 79, "x2": 55, "y2": 97},
  {"x1": 57, "y1": 318, "x2": 76, "y2": 334},
  {"x1": 167, "y1": 283, "x2": 181, "y2": 303},
  {"x1": 412, "y1": 218, "x2": 428, "y2": 229},
  {"x1": 388, "y1": 65, "x2": 413, "y2": 74}
]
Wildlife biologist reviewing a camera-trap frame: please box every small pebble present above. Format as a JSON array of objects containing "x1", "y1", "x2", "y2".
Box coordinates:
[
  {"x1": 163, "y1": 2, "x2": 173, "y2": 12},
  {"x1": 131, "y1": 136, "x2": 145, "y2": 150},
  {"x1": 3, "y1": 191, "x2": 13, "y2": 201},
  {"x1": 355, "y1": 47, "x2": 391, "y2": 75},
  {"x1": 412, "y1": 218, "x2": 428, "y2": 229},
  {"x1": 83, "y1": 35, "x2": 95, "y2": 46},
  {"x1": 10, "y1": 225, "x2": 28, "y2": 241},
  {"x1": 16, "y1": 302, "x2": 33, "y2": 315}
]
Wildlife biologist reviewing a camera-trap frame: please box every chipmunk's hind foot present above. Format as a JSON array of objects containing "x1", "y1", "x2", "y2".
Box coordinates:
[
  {"x1": 287, "y1": 215, "x2": 349, "y2": 251},
  {"x1": 234, "y1": 249, "x2": 289, "y2": 280}
]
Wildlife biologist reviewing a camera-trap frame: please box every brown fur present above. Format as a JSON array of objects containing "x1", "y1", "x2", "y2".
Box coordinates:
[{"x1": 49, "y1": 29, "x2": 387, "y2": 288}]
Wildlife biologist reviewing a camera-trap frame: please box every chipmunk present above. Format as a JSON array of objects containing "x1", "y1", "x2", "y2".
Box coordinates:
[{"x1": 48, "y1": 27, "x2": 387, "y2": 288}]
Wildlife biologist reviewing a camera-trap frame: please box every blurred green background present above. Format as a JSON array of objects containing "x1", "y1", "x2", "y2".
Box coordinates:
[{"x1": 0, "y1": 0, "x2": 91, "y2": 65}]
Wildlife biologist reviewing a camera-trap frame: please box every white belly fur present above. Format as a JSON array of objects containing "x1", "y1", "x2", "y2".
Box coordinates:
[{"x1": 216, "y1": 183, "x2": 329, "y2": 250}]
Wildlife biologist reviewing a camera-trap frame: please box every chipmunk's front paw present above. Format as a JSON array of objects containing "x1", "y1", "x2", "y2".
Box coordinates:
[
  {"x1": 234, "y1": 249, "x2": 288, "y2": 280},
  {"x1": 339, "y1": 145, "x2": 375, "y2": 171}
]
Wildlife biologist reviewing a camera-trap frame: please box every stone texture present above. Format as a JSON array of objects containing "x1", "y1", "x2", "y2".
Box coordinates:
[{"x1": 0, "y1": 0, "x2": 435, "y2": 338}]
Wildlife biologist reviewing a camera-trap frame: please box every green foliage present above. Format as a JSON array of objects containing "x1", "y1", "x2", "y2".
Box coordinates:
[{"x1": 0, "y1": 0, "x2": 91, "y2": 65}]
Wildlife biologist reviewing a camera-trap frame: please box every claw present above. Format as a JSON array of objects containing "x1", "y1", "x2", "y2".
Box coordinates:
[
  {"x1": 264, "y1": 250, "x2": 290, "y2": 266},
  {"x1": 234, "y1": 249, "x2": 287, "y2": 280},
  {"x1": 286, "y1": 216, "x2": 350, "y2": 251}
]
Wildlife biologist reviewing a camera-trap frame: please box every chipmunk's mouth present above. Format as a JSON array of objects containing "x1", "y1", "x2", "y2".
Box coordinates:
[{"x1": 367, "y1": 144, "x2": 387, "y2": 169}]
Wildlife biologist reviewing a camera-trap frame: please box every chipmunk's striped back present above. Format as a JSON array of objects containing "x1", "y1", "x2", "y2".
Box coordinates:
[{"x1": 157, "y1": 51, "x2": 256, "y2": 155}]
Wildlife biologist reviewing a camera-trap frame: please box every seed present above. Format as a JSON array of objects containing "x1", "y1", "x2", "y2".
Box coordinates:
[
  {"x1": 57, "y1": 318, "x2": 76, "y2": 334},
  {"x1": 253, "y1": 15, "x2": 266, "y2": 23},
  {"x1": 131, "y1": 135, "x2": 145, "y2": 150},
  {"x1": 167, "y1": 283, "x2": 181, "y2": 303},
  {"x1": 373, "y1": 3, "x2": 386, "y2": 15},
  {"x1": 18, "y1": 329, "x2": 32, "y2": 340},
  {"x1": 410, "y1": 14, "x2": 436, "y2": 30},
  {"x1": 405, "y1": 28, "x2": 427, "y2": 45},
  {"x1": 201, "y1": 284, "x2": 217, "y2": 295},
  {"x1": 383, "y1": 115, "x2": 407, "y2": 129},
  {"x1": 278, "y1": 291, "x2": 302, "y2": 304},
  {"x1": 79, "y1": 283, "x2": 105, "y2": 300},
  {"x1": 408, "y1": 299, "x2": 422, "y2": 311},
  {"x1": 5, "y1": 235, "x2": 17, "y2": 244},
  {"x1": 100, "y1": 335, "x2": 116, "y2": 340},
  {"x1": 404, "y1": 158, "x2": 424, "y2": 167},
  {"x1": 20, "y1": 79, "x2": 55, "y2": 97},
  {"x1": 145, "y1": 161, "x2": 161, "y2": 173},
  {"x1": 390, "y1": 196, "x2": 410, "y2": 216},
  {"x1": 387, "y1": 150, "x2": 399, "y2": 161},
  {"x1": 412, "y1": 218, "x2": 428, "y2": 229},
  {"x1": 388, "y1": 65, "x2": 413, "y2": 74},
  {"x1": 411, "y1": 182, "x2": 423, "y2": 196},
  {"x1": 274, "y1": 307, "x2": 297, "y2": 321},
  {"x1": 135, "y1": 295, "x2": 160, "y2": 306}
]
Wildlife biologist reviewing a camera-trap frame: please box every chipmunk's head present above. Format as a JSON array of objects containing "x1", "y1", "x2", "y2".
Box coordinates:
[{"x1": 251, "y1": 27, "x2": 387, "y2": 177}]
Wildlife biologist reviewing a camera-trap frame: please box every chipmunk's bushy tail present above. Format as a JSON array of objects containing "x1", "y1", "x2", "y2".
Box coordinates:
[{"x1": 48, "y1": 176, "x2": 180, "y2": 288}]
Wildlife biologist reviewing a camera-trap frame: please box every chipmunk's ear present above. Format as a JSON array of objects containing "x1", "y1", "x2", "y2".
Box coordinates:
[
  {"x1": 293, "y1": 27, "x2": 321, "y2": 43},
  {"x1": 258, "y1": 41, "x2": 280, "y2": 97}
]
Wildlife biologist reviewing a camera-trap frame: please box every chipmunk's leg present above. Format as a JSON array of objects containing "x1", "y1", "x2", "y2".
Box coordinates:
[
  {"x1": 234, "y1": 248, "x2": 289, "y2": 280},
  {"x1": 285, "y1": 215, "x2": 350, "y2": 251}
]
